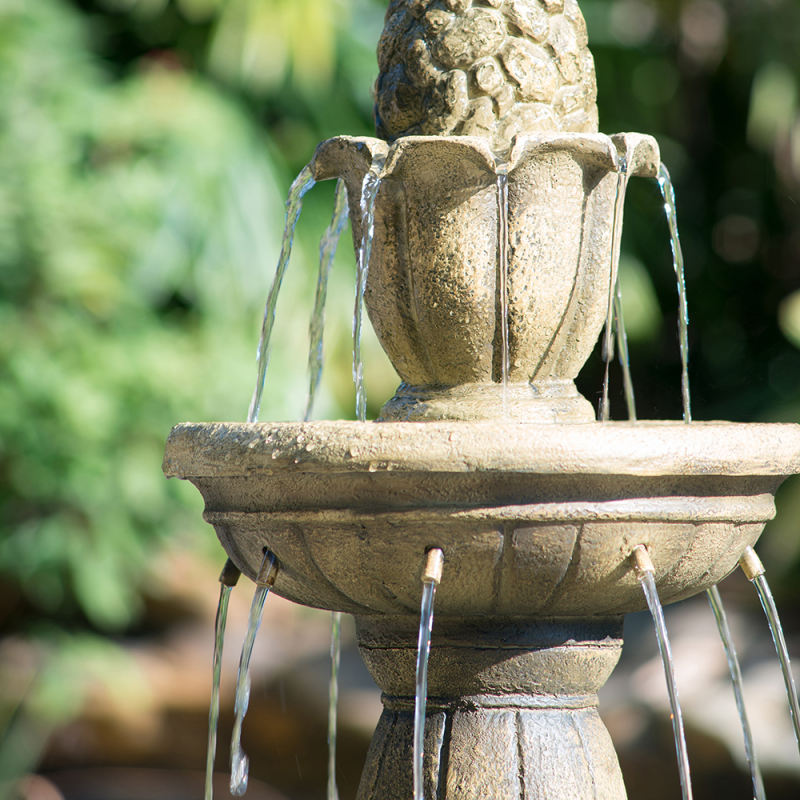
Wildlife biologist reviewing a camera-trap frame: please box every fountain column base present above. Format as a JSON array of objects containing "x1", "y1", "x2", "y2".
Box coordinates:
[
  {"x1": 378, "y1": 380, "x2": 596, "y2": 423},
  {"x1": 356, "y1": 616, "x2": 627, "y2": 800}
]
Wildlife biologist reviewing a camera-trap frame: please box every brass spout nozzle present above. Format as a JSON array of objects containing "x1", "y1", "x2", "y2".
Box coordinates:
[
  {"x1": 422, "y1": 548, "x2": 444, "y2": 586},
  {"x1": 739, "y1": 546, "x2": 765, "y2": 582},
  {"x1": 256, "y1": 549, "x2": 280, "y2": 588},
  {"x1": 630, "y1": 544, "x2": 655, "y2": 576},
  {"x1": 219, "y1": 558, "x2": 242, "y2": 587}
]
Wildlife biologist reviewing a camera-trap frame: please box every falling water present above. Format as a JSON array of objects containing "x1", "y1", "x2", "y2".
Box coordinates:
[
  {"x1": 205, "y1": 560, "x2": 241, "y2": 800},
  {"x1": 632, "y1": 546, "x2": 693, "y2": 800},
  {"x1": 657, "y1": 164, "x2": 692, "y2": 423},
  {"x1": 740, "y1": 547, "x2": 800, "y2": 756},
  {"x1": 614, "y1": 283, "x2": 637, "y2": 420},
  {"x1": 754, "y1": 574, "x2": 800, "y2": 754},
  {"x1": 496, "y1": 166, "x2": 511, "y2": 396},
  {"x1": 353, "y1": 157, "x2": 385, "y2": 422},
  {"x1": 247, "y1": 165, "x2": 316, "y2": 423},
  {"x1": 706, "y1": 585, "x2": 766, "y2": 799},
  {"x1": 327, "y1": 611, "x2": 342, "y2": 800},
  {"x1": 305, "y1": 179, "x2": 349, "y2": 422},
  {"x1": 600, "y1": 155, "x2": 629, "y2": 422},
  {"x1": 230, "y1": 551, "x2": 280, "y2": 796},
  {"x1": 414, "y1": 549, "x2": 444, "y2": 800}
]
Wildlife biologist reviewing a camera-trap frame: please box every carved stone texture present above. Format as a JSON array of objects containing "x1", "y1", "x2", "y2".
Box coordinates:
[
  {"x1": 356, "y1": 616, "x2": 627, "y2": 800},
  {"x1": 163, "y1": 419, "x2": 800, "y2": 800},
  {"x1": 312, "y1": 133, "x2": 659, "y2": 422},
  {"x1": 163, "y1": 420, "x2": 800, "y2": 616},
  {"x1": 375, "y1": 0, "x2": 598, "y2": 155}
]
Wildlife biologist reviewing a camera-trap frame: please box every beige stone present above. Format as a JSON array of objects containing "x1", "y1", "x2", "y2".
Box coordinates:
[
  {"x1": 375, "y1": 0, "x2": 598, "y2": 153},
  {"x1": 311, "y1": 131, "x2": 659, "y2": 422},
  {"x1": 162, "y1": 1, "x2": 800, "y2": 797},
  {"x1": 164, "y1": 420, "x2": 800, "y2": 798}
]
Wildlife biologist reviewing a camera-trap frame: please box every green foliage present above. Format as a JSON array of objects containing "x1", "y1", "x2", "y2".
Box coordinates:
[
  {"x1": 0, "y1": 0, "x2": 395, "y2": 638},
  {"x1": 0, "y1": 0, "x2": 294, "y2": 631},
  {"x1": 0, "y1": 630, "x2": 146, "y2": 786}
]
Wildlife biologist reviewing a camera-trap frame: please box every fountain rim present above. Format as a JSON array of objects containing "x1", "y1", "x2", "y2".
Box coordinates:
[
  {"x1": 163, "y1": 420, "x2": 800, "y2": 479},
  {"x1": 310, "y1": 130, "x2": 661, "y2": 183}
]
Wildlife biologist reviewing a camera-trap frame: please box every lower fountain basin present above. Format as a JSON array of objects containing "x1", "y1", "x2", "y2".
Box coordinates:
[{"x1": 163, "y1": 420, "x2": 800, "y2": 618}]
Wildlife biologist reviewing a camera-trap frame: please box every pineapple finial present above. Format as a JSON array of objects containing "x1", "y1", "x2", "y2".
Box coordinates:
[{"x1": 375, "y1": 0, "x2": 599, "y2": 155}]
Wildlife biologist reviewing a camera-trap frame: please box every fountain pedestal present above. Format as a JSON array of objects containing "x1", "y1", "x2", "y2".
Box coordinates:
[{"x1": 357, "y1": 616, "x2": 626, "y2": 800}]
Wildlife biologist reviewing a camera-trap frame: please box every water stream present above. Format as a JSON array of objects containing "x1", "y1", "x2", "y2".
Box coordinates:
[
  {"x1": 353, "y1": 157, "x2": 385, "y2": 422},
  {"x1": 247, "y1": 165, "x2": 316, "y2": 423},
  {"x1": 496, "y1": 166, "x2": 511, "y2": 399},
  {"x1": 600, "y1": 155, "x2": 629, "y2": 422},
  {"x1": 205, "y1": 560, "x2": 241, "y2": 800},
  {"x1": 230, "y1": 551, "x2": 280, "y2": 796},
  {"x1": 740, "y1": 547, "x2": 800, "y2": 757},
  {"x1": 614, "y1": 283, "x2": 637, "y2": 420},
  {"x1": 414, "y1": 549, "x2": 443, "y2": 800},
  {"x1": 305, "y1": 179, "x2": 349, "y2": 422},
  {"x1": 327, "y1": 610, "x2": 342, "y2": 800},
  {"x1": 706, "y1": 585, "x2": 766, "y2": 799},
  {"x1": 657, "y1": 164, "x2": 692, "y2": 423},
  {"x1": 632, "y1": 547, "x2": 693, "y2": 800},
  {"x1": 753, "y1": 573, "x2": 800, "y2": 755}
]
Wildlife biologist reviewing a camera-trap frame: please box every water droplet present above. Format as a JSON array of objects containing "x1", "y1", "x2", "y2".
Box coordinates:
[{"x1": 230, "y1": 749, "x2": 249, "y2": 796}]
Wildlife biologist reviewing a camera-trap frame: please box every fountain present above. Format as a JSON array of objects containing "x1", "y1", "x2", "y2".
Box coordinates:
[{"x1": 163, "y1": 1, "x2": 800, "y2": 798}]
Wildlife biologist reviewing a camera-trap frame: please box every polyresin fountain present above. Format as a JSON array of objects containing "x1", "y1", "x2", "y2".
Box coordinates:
[{"x1": 163, "y1": 1, "x2": 800, "y2": 798}]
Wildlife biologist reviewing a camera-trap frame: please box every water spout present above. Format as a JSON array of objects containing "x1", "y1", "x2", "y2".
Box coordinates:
[
  {"x1": 614, "y1": 282, "x2": 637, "y2": 420},
  {"x1": 740, "y1": 546, "x2": 800, "y2": 758},
  {"x1": 496, "y1": 164, "x2": 510, "y2": 402},
  {"x1": 705, "y1": 584, "x2": 766, "y2": 799},
  {"x1": 353, "y1": 157, "x2": 385, "y2": 422},
  {"x1": 248, "y1": 165, "x2": 316, "y2": 423},
  {"x1": 657, "y1": 164, "x2": 691, "y2": 423},
  {"x1": 600, "y1": 154, "x2": 629, "y2": 421},
  {"x1": 205, "y1": 560, "x2": 241, "y2": 800},
  {"x1": 305, "y1": 179, "x2": 349, "y2": 422},
  {"x1": 631, "y1": 545, "x2": 693, "y2": 800},
  {"x1": 327, "y1": 610, "x2": 342, "y2": 800},
  {"x1": 230, "y1": 550, "x2": 280, "y2": 796},
  {"x1": 414, "y1": 548, "x2": 444, "y2": 800}
]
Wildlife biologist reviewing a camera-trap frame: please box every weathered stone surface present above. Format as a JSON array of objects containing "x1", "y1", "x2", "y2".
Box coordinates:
[
  {"x1": 500, "y1": 38, "x2": 560, "y2": 102},
  {"x1": 354, "y1": 616, "x2": 625, "y2": 799},
  {"x1": 164, "y1": 0, "x2": 800, "y2": 797},
  {"x1": 163, "y1": 420, "x2": 800, "y2": 617},
  {"x1": 375, "y1": 0, "x2": 598, "y2": 154},
  {"x1": 429, "y1": 8, "x2": 506, "y2": 69},
  {"x1": 507, "y1": 0, "x2": 550, "y2": 42},
  {"x1": 311, "y1": 132, "x2": 658, "y2": 421}
]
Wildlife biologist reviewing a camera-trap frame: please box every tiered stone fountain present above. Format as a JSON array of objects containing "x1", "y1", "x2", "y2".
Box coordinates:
[{"x1": 163, "y1": 1, "x2": 800, "y2": 797}]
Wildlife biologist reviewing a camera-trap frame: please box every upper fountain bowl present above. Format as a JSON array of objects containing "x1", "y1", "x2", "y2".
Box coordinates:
[
  {"x1": 312, "y1": 132, "x2": 658, "y2": 423},
  {"x1": 163, "y1": 419, "x2": 800, "y2": 619}
]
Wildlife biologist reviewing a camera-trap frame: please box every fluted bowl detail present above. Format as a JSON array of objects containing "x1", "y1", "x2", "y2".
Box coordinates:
[
  {"x1": 163, "y1": 420, "x2": 800, "y2": 618},
  {"x1": 312, "y1": 132, "x2": 659, "y2": 421}
]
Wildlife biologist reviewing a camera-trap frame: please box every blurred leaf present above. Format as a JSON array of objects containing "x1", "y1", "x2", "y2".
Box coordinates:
[
  {"x1": 778, "y1": 289, "x2": 800, "y2": 350},
  {"x1": 0, "y1": 0, "x2": 301, "y2": 630},
  {"x1": 619, "y1": 255, "x2": 662, "y2": 342},
  {"x1": 748, "y1": 62, "x2": 797, "y2": 153},
  {"x1": 208, "y1": 0, "x2": 341, "y2": 93}
]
